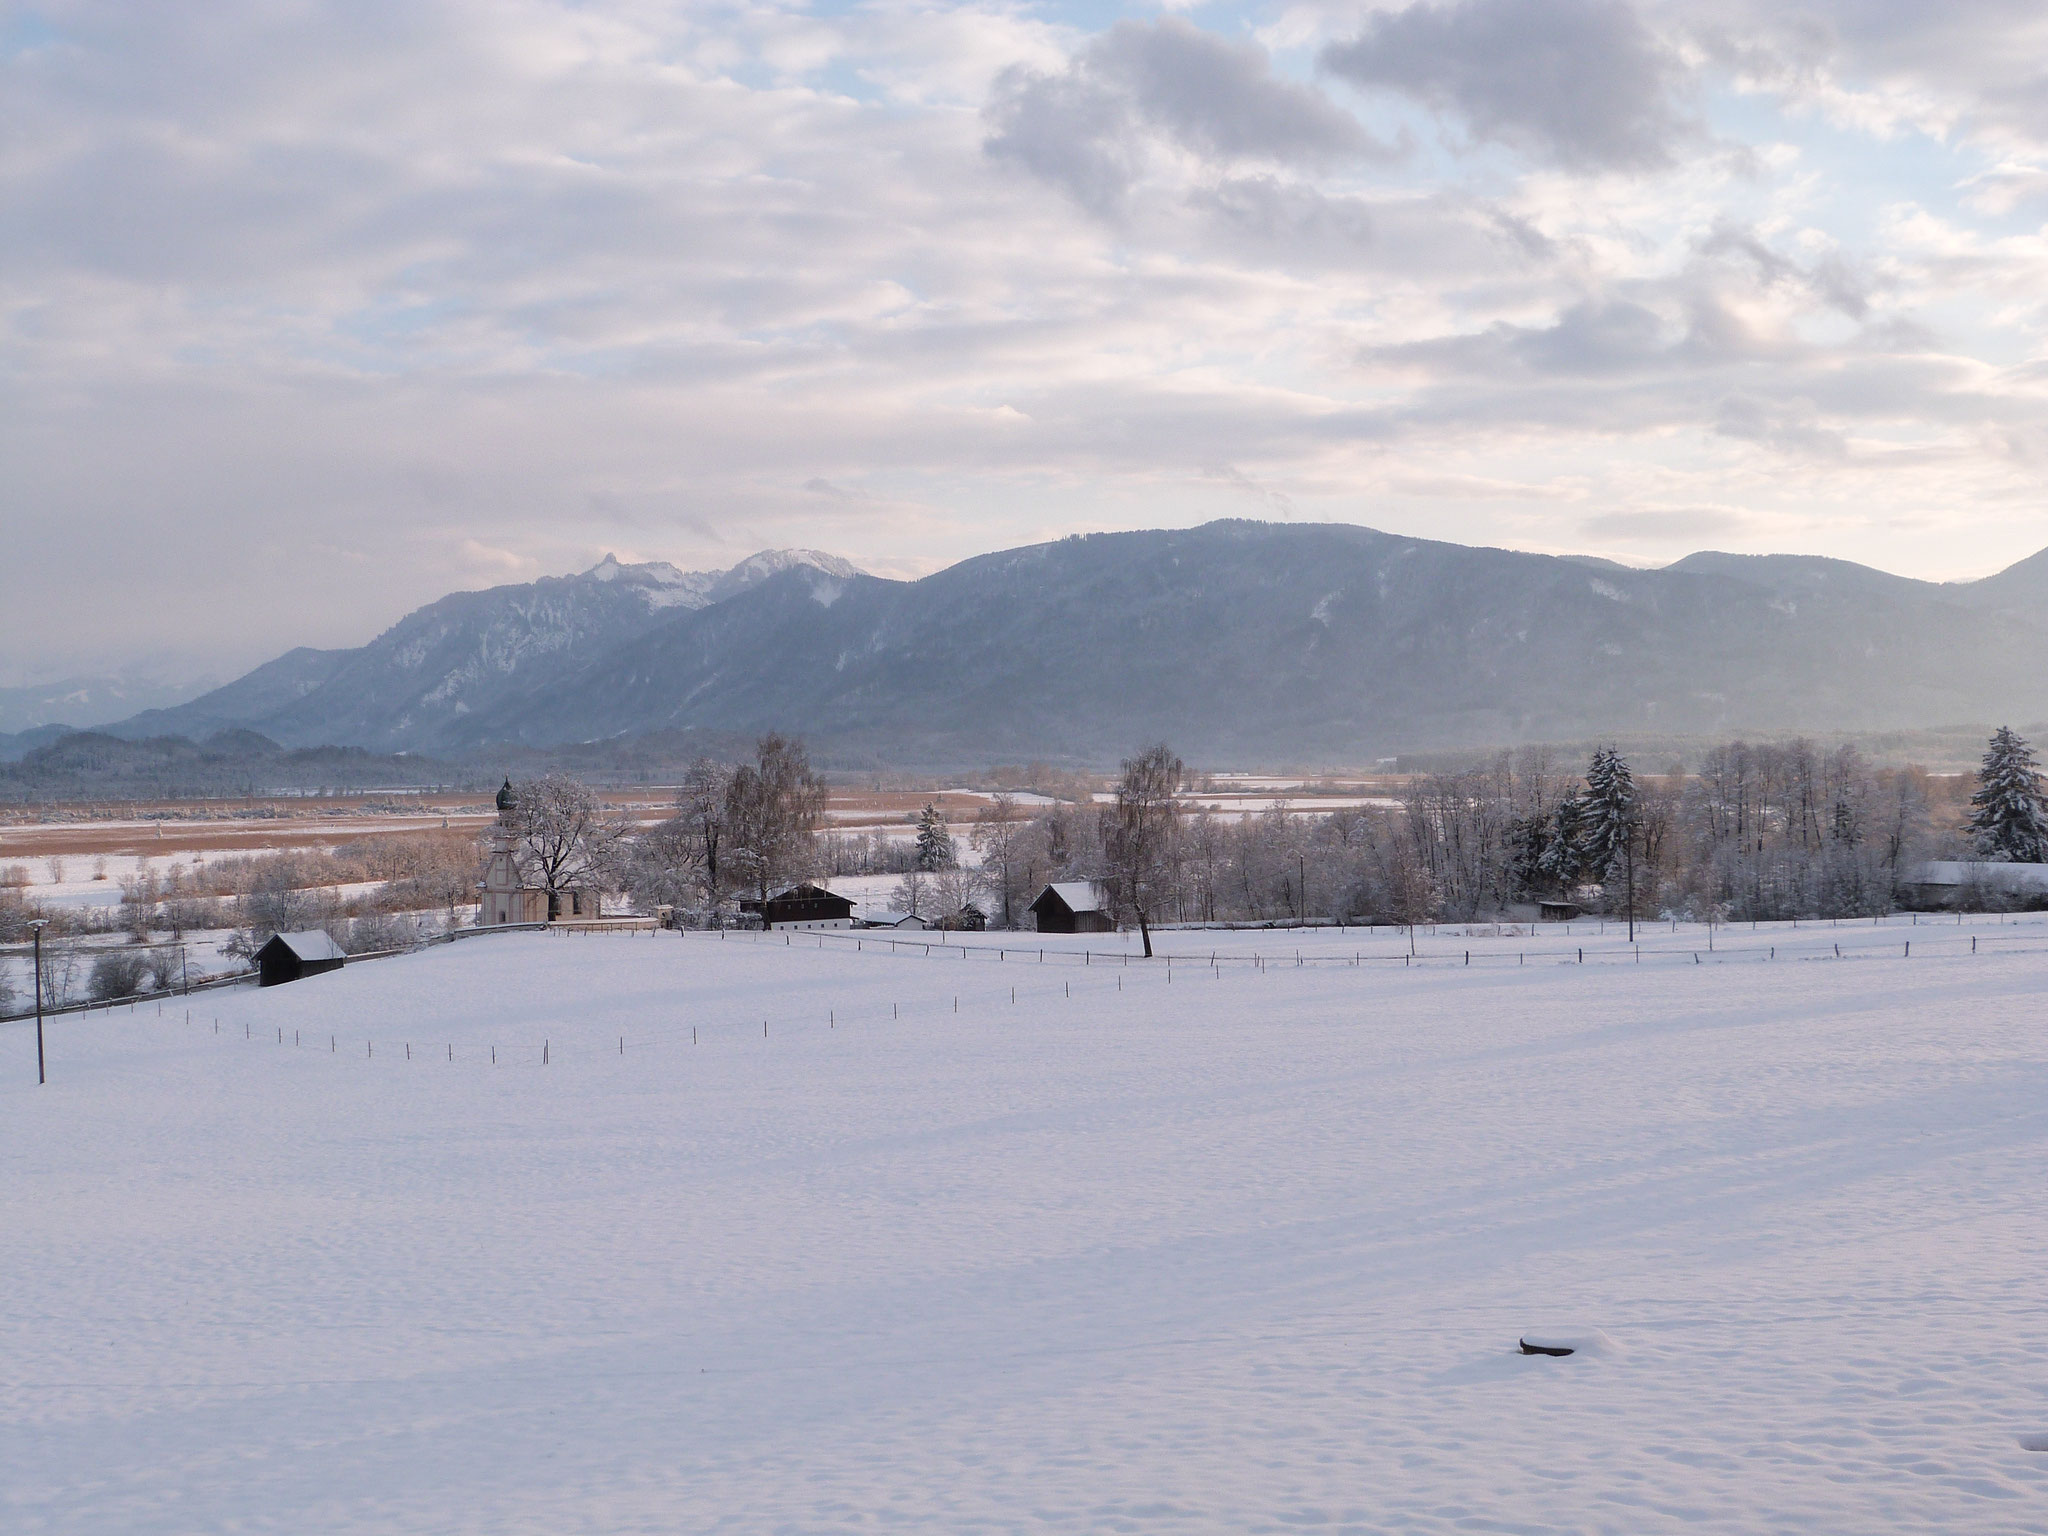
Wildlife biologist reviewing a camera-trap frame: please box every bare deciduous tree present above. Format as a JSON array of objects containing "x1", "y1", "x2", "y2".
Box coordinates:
[
  {"x1": 892, "y1": 869, "x2": 926, "y2": 920},
  {"x1": 1103, "y1": 743, "x2": 1183, "y2": 958},
  {"x1": 970, "y1": 792, "x2": 1033, "y2": 929},
  {"x1": 929, "y1": 865, "x2": 984, "y2": 926},
  {"x1": 508, "y1": 772, "x2": 625, "y2": 919},
  {"x1": 636, "y1": 757, "x2": 735, "y2": 918},
  {"x1": 725, "y1": 734, "x2": 828, "y2": 903}
]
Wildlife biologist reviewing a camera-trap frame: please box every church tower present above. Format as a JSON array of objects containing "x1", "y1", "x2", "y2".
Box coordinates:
[{"x1": 478, "y1": 778, "x2": 546, "y2": 924}]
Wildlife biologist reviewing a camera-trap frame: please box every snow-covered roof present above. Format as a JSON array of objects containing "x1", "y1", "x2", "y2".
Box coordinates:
[
  {"x1": 266, "y1": 930, "x2": 347, "y2": 962},
  {"x1": 1911, "y1": 860, "x2": 2048, "y2": 891},
  {"x1": 1037, "y1": 881, "x2": 1107, "y2": 915},
  {"x1": 854, "y1": 909, "x2": 927, "y2": 928}
]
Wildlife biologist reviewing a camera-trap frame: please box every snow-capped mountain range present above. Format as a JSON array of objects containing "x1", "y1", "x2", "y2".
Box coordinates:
[
  {"x1": 88, "y1": 521, "x2": 2048, "y2": 763},
  {"x1": 585, "y1": 549, "x2": 862, "y2": 610},
  {"x1": 109, "y1": 549, "x2": 864, "y2": 751}
]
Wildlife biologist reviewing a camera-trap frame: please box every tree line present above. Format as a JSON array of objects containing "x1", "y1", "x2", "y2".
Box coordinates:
[
  {"x1": 9, "y1": 725, "x2": 2046, "y2": 1013},
  {"x1": 569, "y1": 728, "x2": 2046, "y2": 931}
]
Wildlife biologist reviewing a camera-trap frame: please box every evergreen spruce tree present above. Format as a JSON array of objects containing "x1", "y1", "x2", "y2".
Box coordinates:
[
  {"x1": 1507, "y1": 813, "x2": 1550, "y2": 900},
  {"x1": 1537, "y1": 793, "x2": 1588, "y2": 894},
  {"x1": 1968, "y1": 727, "x2": 2048, "y2": 862},
  {"x1": 1581, "y1": 746, "x2": 1641, "y2": 939},
  {"x1": 914, "y1": 802, "x2": 954, "y2": 871},
  {"x1": 1580, "y1": 746, "x2": 1638, "y2": 883}
]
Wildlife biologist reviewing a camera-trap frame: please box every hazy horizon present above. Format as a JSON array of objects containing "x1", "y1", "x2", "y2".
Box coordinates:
[{"x1": 10, "y1": 516, "x2": 2044, "y2": 700}]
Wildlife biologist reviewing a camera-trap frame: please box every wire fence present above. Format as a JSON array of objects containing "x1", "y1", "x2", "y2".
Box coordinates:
[
  {"x1": 0, "y1": 919, "x2": 554, "y2": 1026},
  {"x1": 39, "y1": 908, "x2": 2048, "y2": 1076}
]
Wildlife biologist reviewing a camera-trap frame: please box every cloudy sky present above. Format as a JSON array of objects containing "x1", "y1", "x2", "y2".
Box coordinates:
[{"x1": 7, "y1": 0, "x2": 2048, "y2": 685}]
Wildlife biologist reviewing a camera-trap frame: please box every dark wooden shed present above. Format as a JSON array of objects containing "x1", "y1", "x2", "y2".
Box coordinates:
[
  {"x1": 1028, "y1": 882, "x2": 1114, "y2": 934},
  {"x1": 759, "y1": 883, "x2": 856, "y2": 930},
  {"x1": 255, "y1": 930, "x2": 348, "y2": 987}
]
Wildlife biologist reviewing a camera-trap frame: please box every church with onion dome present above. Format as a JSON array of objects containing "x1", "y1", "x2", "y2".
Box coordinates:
[{"x1": 477, "y1": 777, "x2": 598, "y2": 925}]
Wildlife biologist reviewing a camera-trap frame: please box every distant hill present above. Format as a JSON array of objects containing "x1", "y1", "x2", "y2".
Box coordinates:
[
  {"x1": 1958, "y1": 544, "x2": 2048, "y2": 615},
  {"x1": 93, "y1": 522, "x2": 2048, "y2": 765},
  {"x1": 0, "y1": 729, "x2": 476, "y2": 800},
  {"x1": 0, "y1": 673, "x2": 215, "y2": 735}
]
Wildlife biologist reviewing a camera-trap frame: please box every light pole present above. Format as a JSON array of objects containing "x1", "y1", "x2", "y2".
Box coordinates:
[
  {"x1": 1624, "y1": 833, "x2": 1636, "y2": 946},
  {"x1": 28, "y1": 918, "x2": 48, "y2": 1086}
]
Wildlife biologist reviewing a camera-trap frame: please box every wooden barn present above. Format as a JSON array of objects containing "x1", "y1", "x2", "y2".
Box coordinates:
[
  {"x1": 254, "y1": 930, "x2": 348, "y2": 988},
  {"x1": 757, "y1": 883, "x2": 856, "y2": 930},
  {"x1": 1028, "y1": 882, "x2": 1114, "y2": 934}
]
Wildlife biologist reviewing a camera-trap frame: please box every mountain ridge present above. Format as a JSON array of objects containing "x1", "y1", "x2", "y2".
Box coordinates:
[
  {"x1": 93, "y1": 522, "x2": 2048, "y2": 763},
  {"x1": 107, "y1": 549, "x2": 865, "y2": 750}
]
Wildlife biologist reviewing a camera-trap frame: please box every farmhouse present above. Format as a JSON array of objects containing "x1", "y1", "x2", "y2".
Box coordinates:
[
  {"x1": 254, "y1": 930, "x2": 347, "y2": 988},
  {"x1": 1028, "y1": 882, "x2": 1114, "y2": 934},
  {"x1": 756, "y1": 883, "x2": 856, "y2": 930}
]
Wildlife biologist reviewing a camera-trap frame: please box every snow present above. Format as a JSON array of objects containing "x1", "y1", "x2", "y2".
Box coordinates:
[
  {"x1": 6, "y1": 917, "x2": 2048, "y2": 1531},
  {"x1": 1181, "y1": 794, "x2": 1405, "y2": 814},
  {"x1": 944, "y1": 789, "x2": 1062, "y2": 806}
]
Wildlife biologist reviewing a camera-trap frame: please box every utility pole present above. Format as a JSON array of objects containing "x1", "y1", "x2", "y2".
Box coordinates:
[
  {"x1": 29, "y1": 919, "x2": 48, "y2": 1086},
  {"x1": 1298, "y1": 852, "x2": 1308, "y2": 922},
  {"x1": 1624, "y1": 833, "x2": 1636, "y2": 946}
]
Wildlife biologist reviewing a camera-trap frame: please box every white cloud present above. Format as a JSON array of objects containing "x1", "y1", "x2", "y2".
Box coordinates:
[{"x1": 7, "y1": 0, "x2": 2048, "y2": 681}]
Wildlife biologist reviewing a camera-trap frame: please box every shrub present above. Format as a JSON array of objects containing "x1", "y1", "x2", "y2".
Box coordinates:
[
  {"x1": 88, "y1": 950, "x2": 152, "y2": 1003},
  {"x1": 345, "y1": 912, "x2": 419, "y2": 954}
]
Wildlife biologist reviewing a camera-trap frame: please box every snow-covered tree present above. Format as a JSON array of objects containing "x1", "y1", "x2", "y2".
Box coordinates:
[
  {"x1": 725, "y1": 734, "x2": 828, "y2": 902},
  {"x1": 507, "y1": 772, "x2": 626, "y2": 920},
  {"x1": 1581, "y1": 746, "x2": 1643, "y2": 935},
  {"x1": 637, "y1": 757, "x2": 734, "y2": 916},
  {"x1": 929, "y1": 866, "x2": 984, "y2": 927},
  {"x1": 914, "y1": 803, "x2": 954, "y2": 871},
  {"x1": 1102, "y1": 743, "x2": 1183, "y2": 957},
  {"x1": 1968, "y1": 726, "x2": 2048, "y2": 862},
  {"x1": 1537, "y1": 793, "x2": 1588, "y2": 893},
  {"x1": 892, "y1": 868, "x2": 926, "y2": 919},
  {"x1": 1580, "y1": 747, "x2": 1638, "y2": 884},
  {"x1": 970, "y1": 793, "x2": 1033, "y2": 928},
  {"x1": 1506, "y1": 813, "x2": 1550, "y2": 900}
]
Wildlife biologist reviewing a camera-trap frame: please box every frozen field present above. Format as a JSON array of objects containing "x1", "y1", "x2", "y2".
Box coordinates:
[{"x1": 5, "y1": 920, "x2": 2048, "y2": 1532}]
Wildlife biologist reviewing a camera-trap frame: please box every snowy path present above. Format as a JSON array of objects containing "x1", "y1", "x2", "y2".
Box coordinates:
[{"x1": 4, "y1": 925, "x2": 2048, "y2": 1532}]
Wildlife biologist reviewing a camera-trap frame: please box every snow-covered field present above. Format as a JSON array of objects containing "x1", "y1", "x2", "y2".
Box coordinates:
[{"x1": 6, "y1": 920, "x2": 2048, "y2": 1532}]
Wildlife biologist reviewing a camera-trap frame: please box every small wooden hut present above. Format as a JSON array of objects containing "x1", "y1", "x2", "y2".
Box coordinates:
[
  {"x1": 1028, "y1": 882, "x2": 1114, "y2": 934},
  {"x1": 254, "y1": 930, "x2": 347, "y2": 988}
]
